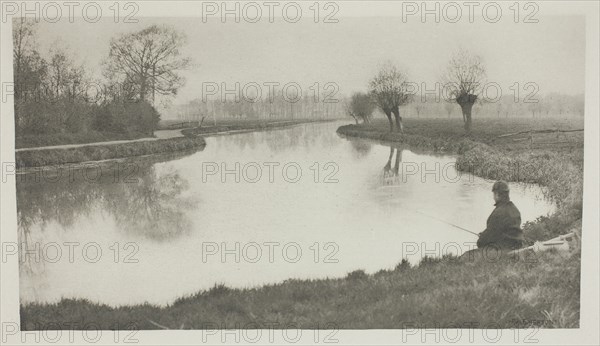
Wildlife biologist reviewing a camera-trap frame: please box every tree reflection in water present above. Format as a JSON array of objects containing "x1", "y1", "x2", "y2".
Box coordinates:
[
  {"x1": 105, "y1": 167, "x2": 195, "y2": 240},
  {"x1": 17, "y1": 155, "x2": 198, "y2": 301},
  {"x1": 349, "y1": 139, "x2": 373, "y2": 159},
  {"x1": 383, "y1": 146, "x2": 403, "y2": 186},
  {"x1": 17, "y1": 156, "x2": 197, "y2": 246}
]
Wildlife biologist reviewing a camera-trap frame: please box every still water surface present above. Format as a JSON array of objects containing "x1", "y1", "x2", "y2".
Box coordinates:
[{"x1": 18, "y1": 122, "x2": 554, "y2": 306}]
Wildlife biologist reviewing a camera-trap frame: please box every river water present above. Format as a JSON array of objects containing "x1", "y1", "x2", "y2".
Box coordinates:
[{"x1": 17, "y1": 121, "x2": 554, "y2": 306}]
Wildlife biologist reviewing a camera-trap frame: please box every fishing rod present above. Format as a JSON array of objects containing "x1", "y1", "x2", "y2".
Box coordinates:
[{"x1": 412, "y1": 209, "x2": 480, "y2": 237}]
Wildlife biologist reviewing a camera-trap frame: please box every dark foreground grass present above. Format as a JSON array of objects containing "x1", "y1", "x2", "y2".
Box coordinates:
[
  {"x1": 21, "y1": 251, "x2": 580, "y2": 330},
  {"x1": 20, "y1": 117, "x2": 583, "y2": 329}
]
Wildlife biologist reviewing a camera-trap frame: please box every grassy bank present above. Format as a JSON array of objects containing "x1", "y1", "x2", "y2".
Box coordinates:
[
  {"x1": 14, "y1": 120, "x2": 328, "y2": 168},
  {"x1": 15, "y1": 135, "x2": 206, "y2": 169},
  {"x1": 19, "y1": 117, "x2": 583, "y2": 329},
  {"x1": 16, "y1": 131, "x2": 152, "y2": 149},
  {"x1": 21, "y1": 251, "x2": 580, "y2": 330}
]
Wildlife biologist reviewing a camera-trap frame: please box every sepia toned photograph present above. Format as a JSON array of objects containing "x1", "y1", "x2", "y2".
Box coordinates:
[{"x1": 1, "y1": 1, "x2": 599, "y2": 345}]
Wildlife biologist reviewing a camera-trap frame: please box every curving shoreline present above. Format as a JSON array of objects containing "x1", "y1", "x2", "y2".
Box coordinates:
[
  {"x1": 19, "y1": 118, "x2": 583, "y2": 330},
  {"x1": 15, "y1": 135, "x2": 207, "y2": 169},
  {"x1": 337, "y1": 120, "x2": 583, "y2": 241},
  {"x1": 15, "y1": 119, "x2": 332, "y2": 169},
  {"x1": 337, "y1": 122, "x2": 582, "y2": 207}
]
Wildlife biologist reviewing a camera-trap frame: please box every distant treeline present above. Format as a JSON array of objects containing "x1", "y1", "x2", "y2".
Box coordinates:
[
  {"x1": 172, "y1": 95, "x2": 346, "y2": 123},
  {"x1": 172, "y1": 91, "x2": 583, "y2": 123},
  {"x1": 402, "y1": 93, "x2": 584, "y2": 119}
]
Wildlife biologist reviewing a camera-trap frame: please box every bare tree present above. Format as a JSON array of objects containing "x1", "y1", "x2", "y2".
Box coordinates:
[
  {"x1": 527, "y1": 101, "x2": 541, "y2": 118},
  {"x1": 442, "y1": 48, "x2": 486, "y2": 134},
  {"x1": 494, "y1": 101, "x2": 503, "y2": 118},
  {"x1": 105, "y1": 25, "x2": 191, "y2": 103},
  {"x1": 46, "y1": 44, "x2": 87, "y2": 101},
  {"x1": 346, "y1": 92, "x2": 375, "y2": 124},
  {"x1": 12, "y1": 18, "x2": 46, "y2": 101},
  {"x1": 414, "y1": 103, "x2": 424, "y2": 118},
  {"x1": 344, "y1": 100, "x2": 359, "y2": 124},
  {"x1": 369, "y1": 63, "x2": 411, "y2": 132},
  {"x1": 443, "y1": 101, "x2": 454, "y2": 118}
]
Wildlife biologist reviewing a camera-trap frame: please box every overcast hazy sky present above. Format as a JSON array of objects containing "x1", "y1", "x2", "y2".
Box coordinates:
[{"x1": 33, "y1": 15, "x2": 585, "y2": 104}]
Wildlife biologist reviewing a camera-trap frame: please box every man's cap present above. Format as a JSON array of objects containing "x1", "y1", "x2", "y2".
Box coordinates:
[{"x1": 492, "y1": 181, "x2": 510, "y2": 192}]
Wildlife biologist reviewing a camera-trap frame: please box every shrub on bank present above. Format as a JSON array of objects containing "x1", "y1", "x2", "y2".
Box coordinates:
[
  {"x1": 16, "y1": 98, "x2": 161, "y2": 147},
  {"x1": 93, "y1": 100, "x2": 160, "y2": 136},
  {"x1": 15, "y1": 98, "x2": 94, "y2": 137}
]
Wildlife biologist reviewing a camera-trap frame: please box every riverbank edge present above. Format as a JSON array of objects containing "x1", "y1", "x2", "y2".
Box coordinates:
[
  {"x1": 181, "y1": 119, "x2": 335, "y2": 138},
  {"x1": 14, "y1": 119, "x2": 332, "y2": 169},
  {"x1": 15, "y1": 135, "x2": 207, "y2": 169},
  {"x1": 19, "y1": 122, "x2": 582, "y2": 330},
  {"x1": 336, "y1": 124, "x2": 583, "y2": 242}
]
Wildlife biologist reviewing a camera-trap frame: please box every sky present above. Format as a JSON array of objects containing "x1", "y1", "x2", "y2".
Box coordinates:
[{"x1": 31, "y1": 14, "x2": 586, "y2": 105}]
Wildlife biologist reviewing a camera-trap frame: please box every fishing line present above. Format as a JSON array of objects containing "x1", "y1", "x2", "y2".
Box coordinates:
[
  {"x1": 376, "y1": 188, "x2": 480, "y2": 237},
  {"x1": 411, "y1": 209, "x2": 480, "y2": 237}
]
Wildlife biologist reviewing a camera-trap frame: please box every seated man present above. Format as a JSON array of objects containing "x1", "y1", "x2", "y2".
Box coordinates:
[{"x1": 477, "y1": 181, "x2": 524, "y2": 250}]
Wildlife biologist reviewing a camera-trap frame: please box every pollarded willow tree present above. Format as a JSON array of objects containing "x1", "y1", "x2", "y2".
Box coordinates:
[
  {"x1": 369, "y1": 63, "x2": 411, "y2": 133},
  {"x1": 105, "y1": 25, "x2": 191, "y2": 103},
  {"x1": 442, "y1": 48, "x2": 486, "y2": 135}
]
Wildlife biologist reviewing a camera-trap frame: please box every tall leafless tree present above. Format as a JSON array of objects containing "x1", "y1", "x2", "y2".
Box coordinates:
[
  {"x1": 105, "y1": 25, "x2": 191, "y2": 103},
  {"x1": 442, "y1": 48, "x2": 486, "y2": 135},
  {"x1": 12, "y1": 18, "x2": 46, "y2": 102},
  {"x1": 46, "y1": 44, "x2": 87, "y2": 101},
  {"x1": 343, "y1": 99, "x2": 359, "y2": 124},
  {"x1": 369, "y1": 63, "x2": 411, "y2": 133}
]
